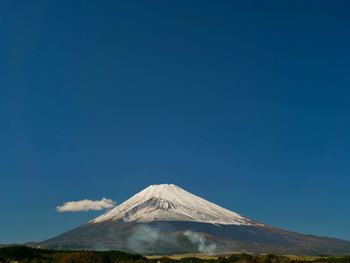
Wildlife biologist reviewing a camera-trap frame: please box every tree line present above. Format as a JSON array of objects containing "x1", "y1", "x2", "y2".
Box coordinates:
[{"x1": 1, "y1": 245, "x2": 350, "y2": 263}]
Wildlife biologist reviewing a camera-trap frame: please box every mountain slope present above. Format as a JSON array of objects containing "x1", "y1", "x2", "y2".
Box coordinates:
[
  {"x1": 41, "y1": 184, "x2": 350, "y2": 255},
  {"x1": 91, "y1": 184, "x2": 256, "y2": 226}
]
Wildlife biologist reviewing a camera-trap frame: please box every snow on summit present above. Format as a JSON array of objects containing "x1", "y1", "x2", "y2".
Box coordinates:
[{"x1": 91, "y1": 184, "x2": 255, "y2": 225}]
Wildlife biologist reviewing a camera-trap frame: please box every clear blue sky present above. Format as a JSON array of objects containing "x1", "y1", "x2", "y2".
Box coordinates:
[{"x1": 1, "y1": 1, "x2": 350, "y2": 243}]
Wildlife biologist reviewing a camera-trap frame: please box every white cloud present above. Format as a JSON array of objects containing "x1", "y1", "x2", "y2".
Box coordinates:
[{"x1": 57, "y1": 198, "x2": 116, "y2": 212}]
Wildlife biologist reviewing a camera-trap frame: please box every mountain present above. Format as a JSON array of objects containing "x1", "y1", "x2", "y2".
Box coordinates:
[
  {"x1": 41, "y1": 184, "x2": 350, "y2": 255},
  {"x1": 91, "y1": 184, "x2": 256, "y2": 226}
]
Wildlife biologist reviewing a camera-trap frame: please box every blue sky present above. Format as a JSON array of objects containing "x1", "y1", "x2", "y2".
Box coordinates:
[{"x1": 1, "y1": 1, "x2": 350, "y2": 243}]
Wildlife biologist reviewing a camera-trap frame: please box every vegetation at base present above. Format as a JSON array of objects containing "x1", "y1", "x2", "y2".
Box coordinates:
[
  {"x1": 1, "y1": 246, "x2": 350, "y2": 263},
  {"x1": 0, "y1": 246, "x2": 144, "y2": 263}
]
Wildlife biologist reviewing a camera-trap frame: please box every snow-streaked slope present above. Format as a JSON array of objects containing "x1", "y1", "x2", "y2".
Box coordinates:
[{"x1": 91, "y1": 184, "x2": 257, "y2": 225}]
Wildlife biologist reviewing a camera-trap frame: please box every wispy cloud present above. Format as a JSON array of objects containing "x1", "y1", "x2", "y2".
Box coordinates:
[{"x1": 57, "y1": 198, "x2": 116, "y2": 212}]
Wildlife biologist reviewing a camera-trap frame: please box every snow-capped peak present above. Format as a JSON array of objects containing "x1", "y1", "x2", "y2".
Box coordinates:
[{"x1": 91, "y1": 184, "x2": 255, "y2": 226}]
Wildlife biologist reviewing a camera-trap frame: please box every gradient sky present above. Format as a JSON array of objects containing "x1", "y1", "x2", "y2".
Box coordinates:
[{"x1": 1, "y1": 1, "x2": 350, "y2": 243}]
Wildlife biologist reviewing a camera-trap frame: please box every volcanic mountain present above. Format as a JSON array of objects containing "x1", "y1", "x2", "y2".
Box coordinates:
[{"x1": 41, "y1": 184, "x2": 350, "y2": 255}]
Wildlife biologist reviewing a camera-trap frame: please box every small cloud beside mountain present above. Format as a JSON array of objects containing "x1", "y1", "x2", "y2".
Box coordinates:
[{"x1": 57, "y1": 198, "x2": 116, "y2": 212}]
